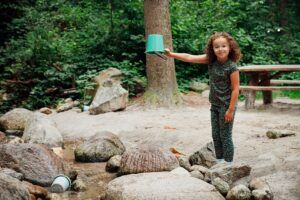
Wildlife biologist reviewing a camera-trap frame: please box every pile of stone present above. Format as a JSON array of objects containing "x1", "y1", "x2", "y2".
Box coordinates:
[
  {"x1": 0, "y1": 108, "x2": 68, "y2": 199},
  {"x1": 0, "y1": 108, "x2": 63, "y2": 148},
  {"x1": 0, "y1": 67, "x2": 131, "y2": 199},
  {"x1": 0, "y1": 107, "x2": 275, "y2": 199},
  {"x1": 73, "y1": 131, "x2": 273, "y2": 200}
]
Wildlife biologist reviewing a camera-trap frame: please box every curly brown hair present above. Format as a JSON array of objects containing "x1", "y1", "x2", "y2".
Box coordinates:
[{"x1": 205, "y1": 32, "x2": 242, "y2": 64}]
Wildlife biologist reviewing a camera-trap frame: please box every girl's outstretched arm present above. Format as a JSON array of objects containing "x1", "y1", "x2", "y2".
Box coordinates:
[{"x1": 164, "y1": 48, "x2": 208, "y2": 64}]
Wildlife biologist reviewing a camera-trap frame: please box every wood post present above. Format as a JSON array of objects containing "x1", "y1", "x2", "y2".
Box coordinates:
[
  {"x1": 245, "y1": 73, "x2": 259, "y2": 109},
  {"x1": 260, "y1": 73, "x2": 272, "y2": 105}
]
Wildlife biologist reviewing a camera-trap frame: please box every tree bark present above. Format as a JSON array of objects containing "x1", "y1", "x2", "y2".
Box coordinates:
[
  {"x1": 279, "y1": 0, "x2": 288, "y2": 27},
  {"x1": 144, "y1": 0, "x2": 182, "y2": 106}
]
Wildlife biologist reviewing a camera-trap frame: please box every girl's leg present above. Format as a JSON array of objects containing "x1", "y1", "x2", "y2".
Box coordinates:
[
  {"x1": 219, "y1": 107, "x2": 235, "y2": 162},
  {"x1": 210, "y1": 105, "x2": 223, "y2": 159}
]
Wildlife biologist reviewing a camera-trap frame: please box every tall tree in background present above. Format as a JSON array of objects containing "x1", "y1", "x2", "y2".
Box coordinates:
[{"x1": 144, "y1": 0, "x2": 182, "y2": 106}]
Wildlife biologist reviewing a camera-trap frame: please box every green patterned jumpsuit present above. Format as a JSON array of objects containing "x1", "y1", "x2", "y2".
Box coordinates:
[{"x1": 208, "y1": 60, "x2": 238, "y2": 162}]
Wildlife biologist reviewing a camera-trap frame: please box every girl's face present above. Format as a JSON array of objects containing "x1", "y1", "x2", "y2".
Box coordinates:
[{"x1": 212, "y1": 37, "x2": 230, "y2": 63}]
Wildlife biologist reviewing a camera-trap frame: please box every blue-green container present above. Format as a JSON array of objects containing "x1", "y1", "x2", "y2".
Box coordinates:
[{"x1": 145, "y1": 34, "x2": 165, "y2": 54}]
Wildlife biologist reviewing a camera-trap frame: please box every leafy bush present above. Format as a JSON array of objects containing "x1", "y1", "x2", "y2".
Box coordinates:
[{"x1": 0, "y1": 0, "x2": 299, "y2": 113}]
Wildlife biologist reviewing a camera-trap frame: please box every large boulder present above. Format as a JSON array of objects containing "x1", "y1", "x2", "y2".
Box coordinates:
[
  {"x1": 249, "y1": 177, "x2": 273, "y2": 200},
  {"x1": 212, "y1": 177, "x2": 230, "y2": 196},
  {"x1": 189, "y1": 81, "x2": 209, "y2": 93},
  {"x1": 102, "y1": 172, "x2": 225, "y2": 200},
  {"x1": 0, "y1": 172, "x2": 30, "y2": 200},
  {"x1": 22, "y1": 181, "x2": 50, "y2": 200},
  {"x1": 119, "y1": 145, "x2": 179, "y2": 175},
  {"x1": 89, "y1": 68, "x2": 128, "y2": 115},
  {"x1": 0, "y1": 144, "x2": 65, "y2": 186},
  {"x1": 0, "y1": 108, "x2": 33, "y2": 131},
  {"x1": 0, "y1": 168, "x2": 24, "y2": 180},
  {"x1": 22, "y1": 112, "x2": 63, "y2": 147},
  {"x1": 226, "y1": 184, "x2": 251, "y2": 200},
  {"x1": 56, "y1": 98, "x2": 80, "y2": 113},
  {"x1": 209, "y1": 162, "x2": 251, "y2": 184},
  {"x1": 74, "y1": 131, "x2": 125, "y2": 162},
  {"x1": 189, "y1": 141, "x2": 217, "y2": 167}
]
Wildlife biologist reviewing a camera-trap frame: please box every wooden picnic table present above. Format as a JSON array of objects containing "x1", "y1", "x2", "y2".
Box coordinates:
[{"x1": 238, "y1": 65, "x2": 300, "y2": 109}]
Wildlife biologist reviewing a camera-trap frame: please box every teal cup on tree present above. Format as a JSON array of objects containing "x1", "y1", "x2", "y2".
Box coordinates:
[{"x1": 145, "y1": 34, "x2": 167, "y2": 60}]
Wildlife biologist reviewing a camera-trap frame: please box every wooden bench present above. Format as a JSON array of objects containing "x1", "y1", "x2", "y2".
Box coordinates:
[
  {"x1": 240, "y1": 86, "x2": 300, "y2": 91},
  {"x1": 239, "y1": 85, "x2": 300, "y2": 109},
  {"x1": 270, "y1": 80, "x2": 300, "y2": 85}
]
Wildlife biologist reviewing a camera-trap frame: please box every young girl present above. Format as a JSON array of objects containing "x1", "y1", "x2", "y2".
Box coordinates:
[{"x1": 165, "y1": 32, "x2": 242, "y2": 164}]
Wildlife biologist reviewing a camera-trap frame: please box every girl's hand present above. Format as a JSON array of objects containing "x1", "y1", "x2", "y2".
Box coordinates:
[
  {"x1": 225, "y1": 109, "x2": 234, "y2": 123},
  {"x1": 164, "y1": 48, "x2": 172, "y2": 57}
]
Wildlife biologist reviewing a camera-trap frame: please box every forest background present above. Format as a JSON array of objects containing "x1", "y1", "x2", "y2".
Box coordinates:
[{"x1": 0, "y1": 0, "x2": 299, "y2": 113}]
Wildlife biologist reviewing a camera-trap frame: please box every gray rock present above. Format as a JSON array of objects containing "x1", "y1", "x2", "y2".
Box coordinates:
[
  {"x1": 252, "y1": 189, "x2": 274, "y2": 200},
  {"x1": 102, "y1": 172, "x2": 225, "y2": 200},
  {"x1": 119, "y1": 145, "x2": 179, "y2": 175},
  {"x1": 190, "y1": 164, "x2": 209, "y2": 174},
  {"x1": 190, "y1": 81, "x2": 209, "y2": 93},
  {"x1": 89, "y1": 84, "x2": 128, "y2": 115},
  {"x1": 0, "y1": 168, "x2": 24, "y2": 180},
  {"x1": 266, "y1": 130, "x2": 296, "y2": 139},
  {"x1": 106, "y1": 155, "x2": 122, "y2": 172},
  {"x1": 226, "y1": 184, "x2": 251, "y2": 200},
  {"x1": 75, "y1": 131, "x2": 125, "y2": 162},
  {"x1": 0, "y1": 173, "x2": 30, "y2": 200},
  {"x1": 204, "y1": 172, "x2": 212, "y2": 183},
  {"x1": 178, "y1": 155, "x2": 192, "y2": 171},
  {"x1": 212, "y1": 177, "x2": 229, "y2": 196},
  {"x1": 39, "y1": 107, "x2": 52, "y2": 115},
  {"x1": 57, "y1": 99, "x2": 80, "y2": 113},
  {"x1": 189, "y1": 141, "x2": 217, "y2": 167},
  {"x1": 190, "y1": 170, "x2": 204, "y2": 180},
  {"x1": 249, "y1": 177, "x2": 271, "y2": 191},
  {"x1": 170, "y1": 167, "x2": 191, "y2": 177},
  {"x1": 249, "y1": 177, "x2": 273, "y2": 200},
  {"x1": 209, "y1": 163, "x2": 251, "y2": 184},
  {"x1": 72, "y1": 178, "x2": 87, "y2": 192},
  {"x1": 94, "y1": 67, "x2": 123, "y2": 86},
  {"x1": 89, "y1": 68, "x2": 128, "y2": 115},
  {"x1": 0, "y1": 144, "x2": 65, "y2": 186},
  {"x1": 0, "y1": 108, "x2": 33, "y2": 131},
  {"x1": 22, "y1": 112, "x2": 63, "y2": 148}
]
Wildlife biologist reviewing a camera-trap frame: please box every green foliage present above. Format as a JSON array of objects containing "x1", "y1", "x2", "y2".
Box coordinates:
[
  {"x1": 170, "y1": 0, "x2": 300, "y2": 93},
  {"x1": 0, "y1": 0, "x2": 299, "y2": 113},
  {"x1": 0, "y1": 0, "x2": 145, "y2": 112},
  {"x1": 282, "y1": 91, "x2": 300, "y2": 99}
]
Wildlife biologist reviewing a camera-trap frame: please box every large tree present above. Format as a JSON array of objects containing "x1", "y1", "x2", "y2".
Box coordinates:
[{"x1": 144, "y1": 0, "x2": 182, "y2": 106}]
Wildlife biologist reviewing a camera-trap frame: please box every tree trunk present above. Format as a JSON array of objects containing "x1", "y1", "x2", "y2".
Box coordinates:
[
  {"x1": 279, "y1": 0, "x2": 288, "y2": 27},
  {"x1": 144, "y1": 0, "x2": 182, "y2": 106}
]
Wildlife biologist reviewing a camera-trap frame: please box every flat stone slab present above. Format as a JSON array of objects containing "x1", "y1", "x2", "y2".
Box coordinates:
[{"x1": 102, "y1": 172, "x2": 225, "y2": 200}]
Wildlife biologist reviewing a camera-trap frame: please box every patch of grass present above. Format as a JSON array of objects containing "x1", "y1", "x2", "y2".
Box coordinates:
[
  {"x1": 239, "y1": 90, "x2": 300, "y2": 102},
  {"x1": 281, "y1": 90, "x2": 300, "y2": 99}
]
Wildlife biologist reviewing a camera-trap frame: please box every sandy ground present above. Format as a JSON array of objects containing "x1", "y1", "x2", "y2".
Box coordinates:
[{"x1": 51, "y1": 92, "x2": 300, "y2": 200}]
